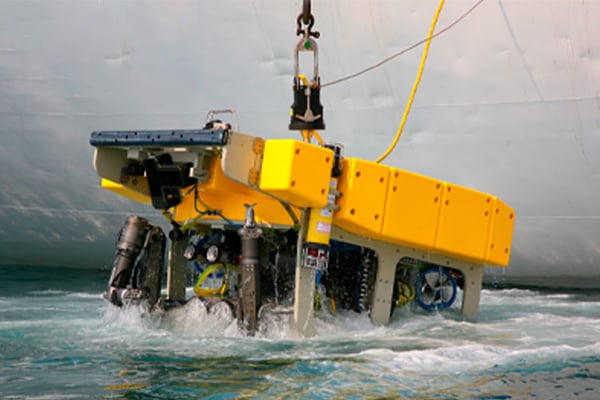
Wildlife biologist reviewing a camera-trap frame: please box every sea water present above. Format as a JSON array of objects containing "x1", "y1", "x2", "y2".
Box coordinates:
[{"x1": 1, "y1": 266, "x2": 600, "y2": 399}]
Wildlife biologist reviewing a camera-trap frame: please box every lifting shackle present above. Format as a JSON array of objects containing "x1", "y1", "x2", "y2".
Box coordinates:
[{"x1": 289, "y1": 0, "x2": 325, "y2": 131}]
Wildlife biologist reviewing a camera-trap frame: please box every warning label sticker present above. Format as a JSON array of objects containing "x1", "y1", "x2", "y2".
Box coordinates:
[{"x1": 316, "y1": 222, "x2": 331, "y2": 234}]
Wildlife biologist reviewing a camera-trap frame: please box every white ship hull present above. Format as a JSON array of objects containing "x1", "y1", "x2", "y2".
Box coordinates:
[{"x1": 1, "y1": 0, "x2": 598, "y2": 287}]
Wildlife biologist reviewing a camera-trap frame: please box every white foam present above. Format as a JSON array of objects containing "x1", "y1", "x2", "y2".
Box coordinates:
[
  {"x1": 27, "y1": 290, "x2": 69, "y2": 296},
  {"x1": 3, "y1": 284, "x2": 600, "y2": 399},
  {"x1": 161, "y1": 297, "x2": 237, "y2": 336}
]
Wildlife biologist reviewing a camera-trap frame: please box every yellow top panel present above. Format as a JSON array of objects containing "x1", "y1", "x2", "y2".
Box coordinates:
[
  {"x1": 435, "y1": 183, "x2": 493, "y2": 263},
  {"x1": 485, "y1": 197, "x2": 516, "y2": 266},
  {"x1": 382, "y1": 168, "x2": 443, "y2": 249},
  {"x1": 334, "y1": 158, "x2": 390, "y2": 235},
  {"x1": 259, "y1": 139, "x2": 333, "y2": 208}
]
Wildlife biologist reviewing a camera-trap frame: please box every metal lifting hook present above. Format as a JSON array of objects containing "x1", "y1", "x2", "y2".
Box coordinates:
[
  {"x1": 302, "y1": 0, "x2": 311, "y2": 25},
  {"x1": 296, "y1": 0, "x2": 320, "y2": 38}
]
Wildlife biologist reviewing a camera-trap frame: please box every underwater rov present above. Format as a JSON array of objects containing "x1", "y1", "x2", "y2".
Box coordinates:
[{"x1": 90, "y1": 1, "x2": 515, "y2": 336}]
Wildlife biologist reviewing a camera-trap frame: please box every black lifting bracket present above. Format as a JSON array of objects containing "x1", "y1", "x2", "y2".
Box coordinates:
[
  {"x1": 289, "y1": 0, "x2": 325, "y2": 131},
  {"x1": 142, "y1": 153, "x2": 197, "y2": 210}
]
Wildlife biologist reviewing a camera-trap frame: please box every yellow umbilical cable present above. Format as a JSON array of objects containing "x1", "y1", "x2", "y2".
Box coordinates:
[{"x1": 374, "y1": 0, "x2": 446, "y2": 164}]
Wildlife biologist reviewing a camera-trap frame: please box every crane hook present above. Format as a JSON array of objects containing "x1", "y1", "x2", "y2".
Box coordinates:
[
  {"x1": 302, "y1": 0, "x2": 311, "y2": 25},
  {"x1": 296, "y1": 0, "x2": 320, "y2": 38}
]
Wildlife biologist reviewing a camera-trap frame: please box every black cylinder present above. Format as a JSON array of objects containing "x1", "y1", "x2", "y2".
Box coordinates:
[
  {"x1": 108, "y1": 216, "x2": 149, "y2": 288},
  {"x1": 240, "y1": 236, "x2": 260, "y2": 267}
]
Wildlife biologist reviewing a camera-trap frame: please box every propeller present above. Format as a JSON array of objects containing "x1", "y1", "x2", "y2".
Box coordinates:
[{"x1": 415, "y1": 267, "x2": 458, "y2": 311}]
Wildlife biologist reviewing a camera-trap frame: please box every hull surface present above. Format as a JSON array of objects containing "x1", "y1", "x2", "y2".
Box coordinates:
[{"x1": 1, "y1": 0, "x2": 599, "y2": 287}]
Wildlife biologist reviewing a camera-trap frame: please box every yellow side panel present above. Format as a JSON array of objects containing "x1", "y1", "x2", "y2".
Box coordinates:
[
  {"x1": 101, "y1": 178, "x2": 151, "y2": 204},
  {"x1": 485, "y1": 197, "x2": 516, "y2": 266},
  {"x1": 259, "y1": 139, "x2": 333, "y2": 208},
  {"x1": 334, "y1": 158, "x2": 389, "y2": 236},
  {"x1": 382, "y1": 169, "x2": 443, "y2": 249},
  {"x1": 435, "y1": 184, "x2": 493, "y2": 264},
  {"x1": 174, "y1": 155, "x2": 299, "y2": 226},
  {"x1": 199, "y1": 155, "x2": 256, "y2": 196},
  {"x1": 174, "y1": 189, "x2": 298, "y2": 227}
]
